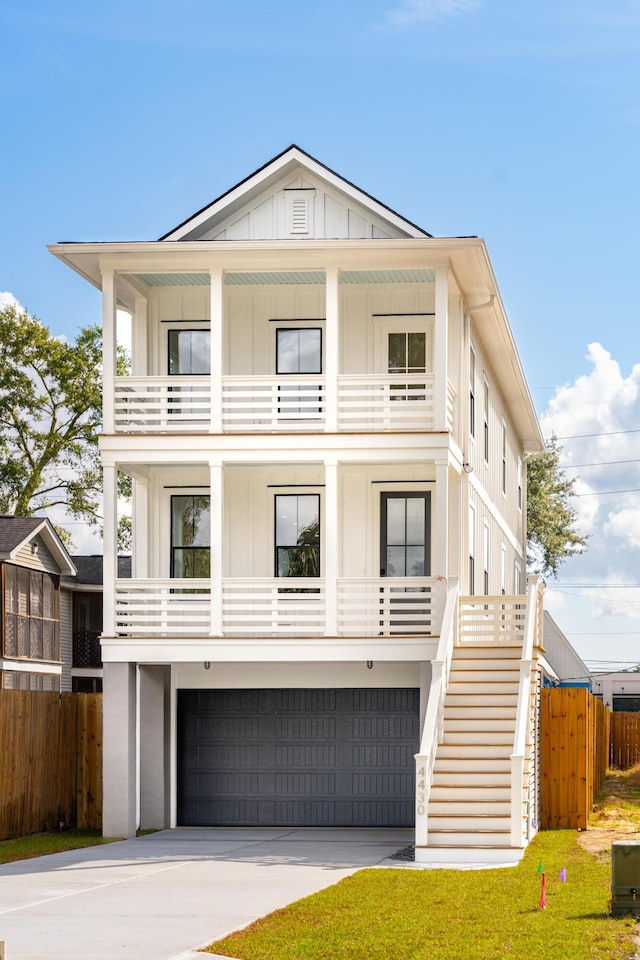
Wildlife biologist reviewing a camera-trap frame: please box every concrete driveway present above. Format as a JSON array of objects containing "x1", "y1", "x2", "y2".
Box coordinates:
[{"x1": 0, "y1": 827, "x2": 412, "y2": 960}]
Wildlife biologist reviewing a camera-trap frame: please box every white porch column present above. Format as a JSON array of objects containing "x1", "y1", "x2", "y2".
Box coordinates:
[
  {"x1": 139, "y1": 665, "x2": 171, "y2": 830},
  {"x1": 102, "y1": 463, "x2": 118, "y2": 637},
  {"x1": 132, "y1": 296, "x2": 148, "y2": 377},
  {"x1": 132, "y1": 477, "x2": 149, "y2": 579},
  {"x1": 325, "y1": 265, "x2": 339, "y2": 433},
  {"x1": 101, "y1": 268, "x2": 116, "y2": 434},
  {"x1": 324, "y1": 458, "x2": 338, "y2": 636},
  {"x1": 102, "y1": 661, "x2": 137, "y2": 838},
  {"x1": 209, "y1": 460, "x2": 223, "y2": 636},
  {"x1": 434, "y1": 265, "x2": 449, "y2": 432},
  {"x1": 210, "y1": 268, "x2": 223, "y2": 433},
  {"x1": 434, "y1": 460, "x2": 449, "y2": 581}
]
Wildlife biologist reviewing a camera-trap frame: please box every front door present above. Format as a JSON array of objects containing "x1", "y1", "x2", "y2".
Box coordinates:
[{"x1": 380, "y1": 492, "x2": 431, "y2": 633}]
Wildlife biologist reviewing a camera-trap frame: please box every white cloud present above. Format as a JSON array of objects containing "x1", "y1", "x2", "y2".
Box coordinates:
[
  {"x1": 539, "y1": 342, "x2": 640, "y2": 624},
  {"x1": 0, "y1": 291, "x2": 24, "y2": 311},
  {"x1": 388, "y1": 0, "x2": 482, "y2": 26}
]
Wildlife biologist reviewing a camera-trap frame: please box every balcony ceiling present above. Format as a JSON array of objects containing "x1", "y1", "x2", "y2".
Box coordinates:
[{"x1": 133, "y1": 268, "x2": 436, "y2": 288}]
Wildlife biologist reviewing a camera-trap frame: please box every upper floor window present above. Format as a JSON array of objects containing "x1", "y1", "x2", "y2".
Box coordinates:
[
  {"x1": 276, "y1": 328, "x2": 322, "y2": 375},
  {"x1": 468, "y1": 503, "x2": 476, "y2": 596},
  {"x1": 3, "y1": 564, "x2": 59, "y2": 661},
  {"x1": 517, "y1": 456, "x2": 523, "y2": 511},
  {"x1": 275, "y1": 494, "x2": 320, "y2": 579},
  {"x1": 483, "y1": 521, "x2": 489, "y2": 595},
  {"x1": 469, "y1": 345, "x2": 476, "y2": 440},
  {"x1": 501, "y1": 419, "x2": 507, "y2": 495},
  {"x1": 171, "y1": 495, "x2": 211, "y2": 578},
  {"x1": 168, "y1": 329, "x2": 210, "y2": 375},
  {"x1": 483, "y1": 377, "x2": 489, "y2": 463}
]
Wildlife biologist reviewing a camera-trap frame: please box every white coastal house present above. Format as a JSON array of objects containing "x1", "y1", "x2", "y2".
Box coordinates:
[{"x1": 50, "y1": 145, "x2": 544, "y2": 865}]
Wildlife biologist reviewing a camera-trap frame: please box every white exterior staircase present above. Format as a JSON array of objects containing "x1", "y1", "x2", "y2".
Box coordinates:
[{"x1": 414, "y1": 578, "x2": 543, "y2": 866}]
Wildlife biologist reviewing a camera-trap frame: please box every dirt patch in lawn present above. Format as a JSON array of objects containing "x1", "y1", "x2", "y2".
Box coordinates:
[{"x1": 577, "y1": 764, "x2": 640, "y2": 859}]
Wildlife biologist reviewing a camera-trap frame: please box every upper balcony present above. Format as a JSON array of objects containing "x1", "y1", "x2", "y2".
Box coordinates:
[
  {"x1": 102, "y1": 263, "x2": 458, "y2": 439},
  {"x1": 112, "y1": 374, "x2": 456, "y2": 434}
]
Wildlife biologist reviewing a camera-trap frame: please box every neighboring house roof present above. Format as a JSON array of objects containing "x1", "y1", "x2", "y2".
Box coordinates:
[
  {"x1": 63, "y1": 555, "x2": 131, "y2": 587},
  {"x1": 541, "y1": 611, "x2": 592, "y2": 688},
  {"x1": 159, "y1": 144, "x2": 433, "y2": 242},
  {"x1": 0, "y1": 516, "x2": 77, "y2": 576}
]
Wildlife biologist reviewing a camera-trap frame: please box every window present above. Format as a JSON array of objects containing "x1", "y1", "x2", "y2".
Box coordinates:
[
  {"x1": 275, "y1": 494, "x2": 320, "y2": 579},
  {"x1": 380, "y1": 493, "x2": 430, "y2": 577},
  {"x1": 501, "y1": 419, "x2": 507, "y2": 495},
  {"x1": 483, "y1": 521, "x2": 489, "y2": 595},
  {"x1": 3, "y1": 564, "x2": 60, "y2": 661},
  {"x1": 514, "y1": 563, "x2": 522, "y2": 596},
  {"x1": 501, "y1": 544, "x2": 507, "y2": 596},
  {"x1": 483, "y1": 378, "x2": 489, "y2": 463},
  {"x1": 468, "y1": 504, "x2": 476, "y2": 596},
  {"x1": 168, "y1": 330, "x2": 210, "y2": 375},
  {"x1": 388, "y1": 332, "x2": 426, "y2": 400},
  {"x1": 517, "y1": 456, "x2": 523, "y2": 511},
  {"x1": 171, "y1": 496, "x2": 211, "y2": 578},
  {"x1": 276, "y1": 328, "x2": 322, "y2": 415},
  {"x1": 469, "y1": 346, "x2": 476, "y2": 439}
]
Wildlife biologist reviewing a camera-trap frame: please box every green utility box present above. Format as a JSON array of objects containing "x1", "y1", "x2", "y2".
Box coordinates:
[{"x1": 612, "y1": 841, "x2": 640, "y2": 917}]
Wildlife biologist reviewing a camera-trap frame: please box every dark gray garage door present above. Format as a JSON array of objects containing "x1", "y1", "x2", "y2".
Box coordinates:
[{"x1": 177, "y1": 688, "x2": 419, "y2": 827}]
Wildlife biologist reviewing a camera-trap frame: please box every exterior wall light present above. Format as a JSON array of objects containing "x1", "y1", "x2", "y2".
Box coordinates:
[
  {"x1": 463, "y1": 462, "x2": 473, "y2": 474},
  {"x1": 204, "y1": 661, "x2": 211, "y2": 670},
  {"x1": 366, "y1": 661, "x2": 373, "y2": 670}
]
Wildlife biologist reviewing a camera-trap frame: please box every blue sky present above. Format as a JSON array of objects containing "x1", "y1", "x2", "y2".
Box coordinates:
[{"x1": 2, "y1": 0, "x2": 640, "y2": 666}]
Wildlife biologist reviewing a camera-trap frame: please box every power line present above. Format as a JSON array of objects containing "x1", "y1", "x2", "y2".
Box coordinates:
[
  {"x1": 572, "y1": 488, "x2": 640, "y2": 496},
  {"x1": 547, "y1": 428, "x2": 640, "y2": 441},
  {"x1": 563, "y1": 458, "x2": 640, "y2": 469}
]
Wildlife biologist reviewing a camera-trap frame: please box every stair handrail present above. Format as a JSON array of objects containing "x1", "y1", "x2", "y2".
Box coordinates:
[
  {"x1": 414, "y1": 577, "x2": 459, "y2": 848},
  {"x1": 510, "y1": 575, "x2": 541, "y2": 847}
]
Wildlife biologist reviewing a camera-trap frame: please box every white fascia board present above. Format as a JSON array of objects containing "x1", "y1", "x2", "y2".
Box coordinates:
[
  {"x1": 101, "y1": 636, "x2": 439, "y2": 663},
  {"x1": 0, "y1": 659, "x2": 62, "y2": 674},
  {"x1": 6, "y1": 520, "x2": 77, "y2": 577},
  {"x1": 160, "y1": 147, "x2": 429, "y2": 241}
]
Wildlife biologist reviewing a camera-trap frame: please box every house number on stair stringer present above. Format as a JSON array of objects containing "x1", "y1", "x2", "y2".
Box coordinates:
[{"x1": 417, "y1": 766, "x2": 425, "y2": 815}]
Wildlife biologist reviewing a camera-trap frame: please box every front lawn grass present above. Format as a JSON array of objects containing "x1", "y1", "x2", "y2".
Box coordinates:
[
  {"x1": 205, "y1": 830, "x2": 636, "y2": 960},
  {"x1": 0, "y1": 829, "x2": 117, "y2": 865}
]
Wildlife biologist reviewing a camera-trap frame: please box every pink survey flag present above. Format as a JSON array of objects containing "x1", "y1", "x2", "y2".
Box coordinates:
[{"x1": 539, "y1": 873, "x2": 547, "y2": 910}]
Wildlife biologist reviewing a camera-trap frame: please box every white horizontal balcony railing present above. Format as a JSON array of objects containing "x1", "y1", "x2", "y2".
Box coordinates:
[
  {"x1": 114, "y1": 579, "x2": 211, "y2": 636},
  {"x1": 114, "y1": 377, "x2": 211, "y2": 432},
  {"x1": 337, "y1": 374, "x2": 437, "y2": 431},
  {"x1": 112, "y1": 577, "x2": 443, "y2": 638},
  {"x1": 112, "y1": 374, "x2": 445, "y2": 433},
  {"x1": 222, "y1": 579, "x2": 326, "y2": 635},
  {"x1": 338, "y1": 578, "x2": 440, "y2": 635},
  {"x1": 222, "y1": 377, "x2": 326, "y2": 432}
]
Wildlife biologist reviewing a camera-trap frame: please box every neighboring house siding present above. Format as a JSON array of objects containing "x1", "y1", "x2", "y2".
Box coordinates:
[
  {"x1": 59, "y1": 588, "x2": 73, "y2": 692},
  {"x1": 14, "y1": 536, "x2": 60, "y2": 575}
]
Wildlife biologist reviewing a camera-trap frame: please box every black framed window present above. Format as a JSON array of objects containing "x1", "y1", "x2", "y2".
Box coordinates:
[
  {"x1": 168, "y1": 330, "x2": 210, "y2": 375},
  {"x1": 388, "y1": 332, "x2": 426, "y2": 401},
  {"x1": 275, "y1": 494, "x2": 320, "y2": 578},
  {"x1": 171, "y1": 495, "x2": 211, "y2": 578},
  {"x1": 276, "y1": 328, "x2": 322, "y2": 375},
  {"x1": 380, "y1": 493, "x2": 430, "y2": 578}
]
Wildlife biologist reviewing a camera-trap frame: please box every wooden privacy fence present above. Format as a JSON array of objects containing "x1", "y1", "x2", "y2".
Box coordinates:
[
  {"x1": 611, "y1": 712, "x2": 640, "y2": 770},
  {"x1": 0, "y1": 691, "x2": 102, "y2": 840},
  {"x1": 541, "y1": 687, "x2": 610, "y2": 830}
]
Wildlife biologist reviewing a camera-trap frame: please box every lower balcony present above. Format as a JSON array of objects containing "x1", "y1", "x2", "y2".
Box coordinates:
[{"x1": 112, "y1": 577, "x2": 443, "y2": 639}]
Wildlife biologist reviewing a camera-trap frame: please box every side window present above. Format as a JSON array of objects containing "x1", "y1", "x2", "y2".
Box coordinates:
[
  {"x1": 276, "y1": 328, "x2": 322, "y2": 375},
  {"x1": 501, "y1": 419, "x2": 507, "y2": 495},
  {"x1": 171, "y1": 495, "x2": 211, "y2": 578},
  {"x1": 275, "y1": 494, "x2": 320, "y2": 578},
  {"x1": 468, "y1": 503, "x2": 476, "y2": 596},
  {"x1": 483, "y1": 377, "x2": 489, "y2": 463},
  {"x1": 168, "y1": 330, "x2": 210, "y2": 375},
  {"x1": 483, "y1": 521, "x2": 489, "y2": 595},
  {"x1": 469, "y1": 345, "x2": 476, "y2": 440}
]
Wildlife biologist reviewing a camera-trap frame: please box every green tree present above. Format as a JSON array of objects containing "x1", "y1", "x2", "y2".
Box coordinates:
[
  {"x1": 526, "y1": 434, "x2": 588, "y2": 579},
  {"x1": 0, "y1": 304, "x2": 130, "y2": 549}
]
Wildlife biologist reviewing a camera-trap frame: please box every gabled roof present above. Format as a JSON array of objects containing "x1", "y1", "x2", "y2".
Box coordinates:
[
  {"x1": 63, "y1": 555, "x2": 131, "y2": 586},
  {"x1": 159, "y1": 144, "x2": 432, "y2": 242},
  {"x1": 0, "y1": 516, "x2": 77, "y2": 576}
]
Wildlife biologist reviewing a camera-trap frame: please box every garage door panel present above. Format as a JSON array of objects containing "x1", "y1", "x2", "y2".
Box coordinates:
[{"x1": 178, "y1": 687, "x2": 418, "y2": 827}]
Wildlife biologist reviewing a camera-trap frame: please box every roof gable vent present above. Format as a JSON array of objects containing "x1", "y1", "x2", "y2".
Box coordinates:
[{"x1": 285, "y1": 188, "x2": 315, "y2": 237}]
